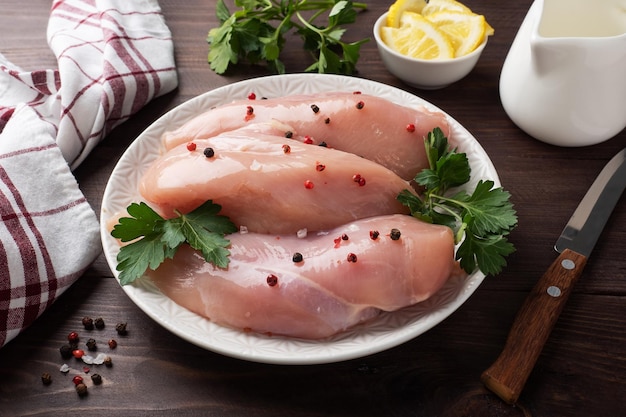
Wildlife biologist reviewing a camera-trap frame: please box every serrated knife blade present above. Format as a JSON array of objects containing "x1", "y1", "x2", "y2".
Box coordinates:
[{"x1": 481, "y1": 148, "x2": 626, "y2": 404}]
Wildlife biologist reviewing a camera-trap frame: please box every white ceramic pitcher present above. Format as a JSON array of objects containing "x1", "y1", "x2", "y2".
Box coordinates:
[{"x1": 500, "y1": 0, "x2": 626, "y2": 147}]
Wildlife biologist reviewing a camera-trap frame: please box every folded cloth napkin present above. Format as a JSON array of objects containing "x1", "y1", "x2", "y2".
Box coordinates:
[{"x1": 0, "y1": 0, "x2": 178, "y2": 348}]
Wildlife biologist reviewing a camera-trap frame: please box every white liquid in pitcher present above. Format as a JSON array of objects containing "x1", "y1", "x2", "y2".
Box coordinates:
[{"x1": 538, "y1": 0, "x2": 626, "y2": 38}]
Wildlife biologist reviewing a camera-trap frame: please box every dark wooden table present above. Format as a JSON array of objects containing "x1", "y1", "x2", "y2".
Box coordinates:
[{"x1": 1, "y1": 1, "x2": 625, "y2": 416}]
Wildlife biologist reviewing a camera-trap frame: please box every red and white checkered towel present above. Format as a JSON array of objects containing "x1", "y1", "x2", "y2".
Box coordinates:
[{"x1": 0, "y1": 0, "x2": 178, "y2": 347}]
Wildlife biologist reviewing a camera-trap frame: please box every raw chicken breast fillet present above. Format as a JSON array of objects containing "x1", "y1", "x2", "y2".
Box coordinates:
[
  {"x1": 140, "y1": 123, "x2": 416, "y2": 234},
  {"x1": 162, "y1": 92, "x2": 450, "y2": 180},
  {"x1": 147, "y1": 214, "x2": 457, "y2": 339}
]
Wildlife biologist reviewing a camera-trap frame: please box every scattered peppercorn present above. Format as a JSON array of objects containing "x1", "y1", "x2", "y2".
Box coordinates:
[
  {"x1": 304, "y1": 180, "x2": 314, "y2": 189},
  {"x1": 266, "y1": 274, "x2": 278, "y2": 287},
  {"x1": 203, "y1": 147, "x2": 215, "y2": 158},
  {"x1": 67, "y1": 331, "x2": 79, "y2": 344},
  {"x1": 356, "y1": 100, "x2": 365, "y2": 109},
  {"x1": 347, "y1": 253, "x2": 358, "y2": 263},
  {"x1": 369, "y1": 230, "x2": 380, "y2": 240},
  {"x1": 353, "y1": 91, "x2": 362, "y2": 94},
  {"x1": 304, "y1": 135, "x2": 313, "y2": 144},
  {"x1": 353, "y1": 173, "x2": 367, "y2": 186},
  {"x1": 76, "y1": 383, "x2": 88, "y2": 397},
  {"x1": 318, "y1": 141, "x2": 327, "y2": 147},
  {"x1": 248, "y1": 92, "x2": 256, "y2": 100},
  {"x1": 282, "y1": 144, "x2": 291, "y2": 153},
  {"x1": 103, "y1": 356, "x2": 113, "y2": 367},
  {"x1": 315, "y1": 162, "x2": 326, "y2": 171},
  {"x1": 41, "y1": 372, "x2": 52, "y2": 385},
  {"x1": 115, "y1": 322, "x2": 128, "y2": 336},
  {"x1": 186, "y1": 142, "x2": 197, "y2": 151},
  {"x1": 341, "y1": 233, "x2": 349, "y2": 241},
  {"x1": 72, "y1": 349, "x2": 85, "y2": 359},
  {"x1": 390, "y1": 228, "x2": 402, "y2": 240},
  {"x1": 60, "y1": 344, "x2": 73, "y2": 359},
  {"x1": 292, "y1": 252, "x2": 303, "y2": 263},
  {"x1": 246, "y1": 105, "x2": 254, "y2": 115},
  {"x1": 86, "y1": 338, "x2": 97, "y2": 351},
  {"x1": 406, "y1": 123, "x2": 416, "y2": 133},
  {"x1": 91, "y1": 373, "x2": 103, "y2": 385},
  {"x1": 285, "y1": 131, "x2": 293, "y2": 138},
  {"x1": 72, "y1": 375, "x2": 84, "y2": 386},
  {"x1": 108, "y1": 339, "x2": 117, "y2": 349},
  {"x1": 311, "y1": 104, "x2": 320, "y2": 113},
  {"x1": 81, "y1": 317, "x2": 94, "y2": 330},
  {"x1": 94, "y1": 317, "x2": 105, "y2": 329},
  {"x1": 324, "y1": 117, "x2": 330, "y2": 124}
]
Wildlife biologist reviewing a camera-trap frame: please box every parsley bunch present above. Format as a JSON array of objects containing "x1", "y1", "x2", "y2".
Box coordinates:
[
  {"x1": 397, "y1": 128, "x2": 518, "y2": 276},
  {"x1": 111, "y1": 201, "x2": 237, "y2": 285},
  {"x1": 207, "y1": 0, "x2": 369, "y2": 74}
]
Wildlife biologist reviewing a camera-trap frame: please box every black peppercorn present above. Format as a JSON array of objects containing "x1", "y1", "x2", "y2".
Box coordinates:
[
  {"x1": 60, "y1": 344, "x2": 73, "y2": 359},
  {"x1": 292, "y1": 252, "x2": 303, "y2": 263},
  {"x1": 311, "y1": 104, "x2": 320, "y2": 113},
  {"x1": 318, "y1": 141, "x2": 327, "y2": 147},
  {"x1": 41, "y1": 372, "x2": 52, "y2": 385},
  {"x1": 284, "y1": 130, "x2": 293, "y2": 138},
  {"x1": 115, "y1": 322, "x2": 128, "y2": 336},
  {"x1": 86, "y1": 338, "x2": 97, "y2": 351},
  {"x1": 94, "y1": 317, "x2": 105, "y2": 329},
  {"x1": 108, "y1": 339, "x2": 117, "y2": 349},
  {"x1": 103, "y1": 356, "x2": 113, "y2": 367},
  {"x1": 91, "y1": 374, "x2": 103, "y2": 385},
  {"x1": 203, "y1": 147, "x2": 215, "y2": 158},
  {"x1": 76, "y1": 383, "x2": 88, "y2": 397},
  {"x1": 390, "y1": 228, "x2": 401, "y2": 240},
  {"x1": 81, "y1": 316, "x2": 94, "y2": 330}
]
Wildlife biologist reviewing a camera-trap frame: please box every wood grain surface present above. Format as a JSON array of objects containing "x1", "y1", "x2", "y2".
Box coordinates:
[{"x1": 1, "y1": 1, "x2": 625, "y2": 416}]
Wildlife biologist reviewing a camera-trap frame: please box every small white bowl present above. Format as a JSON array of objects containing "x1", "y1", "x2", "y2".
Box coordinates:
[{"x1": 373, "y1": 12, "x2": 487, "y2": 89}]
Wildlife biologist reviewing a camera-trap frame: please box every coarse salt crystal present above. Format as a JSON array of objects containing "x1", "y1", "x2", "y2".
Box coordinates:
[
  {"x1": 297, "y1": 228, "x2": 308, "y2": 238},
  {"x1": 60, "y1": 364, "x2": 70, "y2": 373},
  {"x1": 93, "y1": 353, "x2": 107, "y2": 365},
  {"x1": 82, "y1": 354, "x2": 94, "y2": 364},
  {"x1": 239, "y1": 225, "x2": 248, "y2": 234}
]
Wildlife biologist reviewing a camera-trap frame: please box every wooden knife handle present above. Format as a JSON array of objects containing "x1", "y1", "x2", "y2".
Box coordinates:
[{"x1": 481, "y1": 248, "x2": 587, "y2": 404}]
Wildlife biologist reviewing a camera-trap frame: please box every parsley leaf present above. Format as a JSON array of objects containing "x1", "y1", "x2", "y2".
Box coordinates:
[
  {"x1": 111, "y1": 201, "x2": 237, "y2": 285},
  {"x1": 207, "y1": 0, "x2": 368, "y2": 75},
  {"x1": 398, "y1": 128, "x2": 518, "y2": 276}
]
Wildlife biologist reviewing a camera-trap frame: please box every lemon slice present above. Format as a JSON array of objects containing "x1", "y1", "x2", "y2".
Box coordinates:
[
  {"x1": 387, "y1": 0, "x2": 428, "y2": 28},
  {"x1": 426, "y1": 11, "x2": 487, "y2": 56},
  {"x1": 381, "y1": 12, "x2": 454, "y2": 60},
  {"x1": 421, "y1": 0, "x2": 472, "y2": 15}
]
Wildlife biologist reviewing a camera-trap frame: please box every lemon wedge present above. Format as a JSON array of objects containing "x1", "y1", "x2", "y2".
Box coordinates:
[
  {"x1": 426, "y1": 11, "x2": 487, "y2": 57},
  {"x1": 381, "y1": 12, "x2": 454, "y2": 60},
  {"x1": 421, "y1": 0, "x2": 472, "y2": 15},
  {"x1": 387, "y1": 0, "x2": 428, "y2": 28}
]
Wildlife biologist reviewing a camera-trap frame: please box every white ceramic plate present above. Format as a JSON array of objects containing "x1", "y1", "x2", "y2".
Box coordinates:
[{"x1": 100, "y1": 74, "x2": 499, "y2": 365}]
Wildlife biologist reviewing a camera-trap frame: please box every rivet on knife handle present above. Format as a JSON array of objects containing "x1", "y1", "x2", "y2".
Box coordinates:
[{"x1": 481, "y1": 248, "x2": 586, "y2": 404}]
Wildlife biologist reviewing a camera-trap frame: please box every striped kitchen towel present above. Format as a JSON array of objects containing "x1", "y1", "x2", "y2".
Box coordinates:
[{"x1": 0, "y1": 0, "x2": 177, "y2": 348}]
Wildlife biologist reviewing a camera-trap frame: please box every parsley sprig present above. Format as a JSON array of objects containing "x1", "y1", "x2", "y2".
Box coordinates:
[
  {"x1": 111, "y1": 201, "x2": 237, "y2": 285},
  {"x1": 208, "y1": 0, "x2": 369, "y2": 74},
  {"x1": 397, "y1": 128, "x2": 518, "y2": 276}
]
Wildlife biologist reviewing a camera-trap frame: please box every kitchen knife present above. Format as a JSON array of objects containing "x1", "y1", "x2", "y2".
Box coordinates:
[{"x1": 481, "y1": 148, "x2": 626, "y2": 404}]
